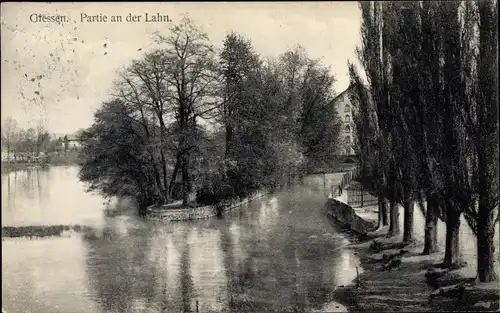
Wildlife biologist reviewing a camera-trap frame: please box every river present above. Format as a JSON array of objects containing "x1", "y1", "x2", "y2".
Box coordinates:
[{"x1": 2, "y1": 165, "x2": 359, "y2": 313}]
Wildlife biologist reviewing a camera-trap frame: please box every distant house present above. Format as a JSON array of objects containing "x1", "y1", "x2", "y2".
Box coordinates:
[
  {"x1": 331, "y1": 84, "x2": 359, "y2": 156},
  {"x1": 66, "y1": 135, "x2": 83, "y2": 149},
  {"x1": 58, "y1": 134, "x2": 83, "y2": 151}
]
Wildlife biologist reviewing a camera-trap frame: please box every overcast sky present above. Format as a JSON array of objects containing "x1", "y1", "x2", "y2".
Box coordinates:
[{"x1": 1, "y1": 2, "x2": 362, "y2": 135}]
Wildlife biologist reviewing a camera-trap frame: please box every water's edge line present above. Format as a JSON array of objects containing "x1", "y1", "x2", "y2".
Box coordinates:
[
  {"x1": 326, "y1": 192, "x2": 372, "y2": 313},
  {"x1": 144, "y1": 190, "x2": 270, "y2": 222}
]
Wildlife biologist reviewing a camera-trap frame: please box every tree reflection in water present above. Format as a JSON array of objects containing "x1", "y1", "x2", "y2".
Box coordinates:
[
  {"x1": 82, "y1": 216, "x2": 157, "y2": 313},
  {"x1": 3, "y1": 170, "x2": 360, "y2": 313}
]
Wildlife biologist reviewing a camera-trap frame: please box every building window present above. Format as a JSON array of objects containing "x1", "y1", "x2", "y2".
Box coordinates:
[
  {"x1": 345, "y1": 124, "x2": 351, "y2": 132},
  {"x1": 345, "y1": 136, "x2": 351, "y2": 144},
  {"x1": 345, "y1": 104, "x2": 350, "y2": 112},
  {"x1": 345, "y1": 114, "x2": 350, "y2": 122}
]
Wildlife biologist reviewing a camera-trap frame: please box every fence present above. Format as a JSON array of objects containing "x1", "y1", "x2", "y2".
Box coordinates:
[
  {"x1": 346, "y1": 186, "x2": 378, "y2": 208},
  {"x1": 330, "y1": 166, "x2": 378, "y2": 208},
  {"x1": 339, "y1": 166, "x2": 360, "y2": 191},
  {"x1": 331, "y1": 166, "x2": 360, "y2": 197}
]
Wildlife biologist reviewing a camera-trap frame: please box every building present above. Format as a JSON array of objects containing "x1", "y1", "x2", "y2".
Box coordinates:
[
  {"x1": 331, "y1": 84, "x2": 358, "y2": 156},
  {"x1": 66, "y1": 135, "x2": 83, "y2": 149},
  {"x1": 56, "y1": 134, "x2": 83, "y2": 151}
]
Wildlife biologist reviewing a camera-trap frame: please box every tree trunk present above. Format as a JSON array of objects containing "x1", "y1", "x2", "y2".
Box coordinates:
[
  {"x1": 443, "y1": 209, "x2": 461, "y2": 268},
  {"x1": 476, "y1": 199, "x2": 498, "y2": 282},
  {"x1": 403, "y1": 199, "x2": 414, "y2": 243},
  {"x1": 423, "y1": 195, "x2": 439, "y2": 255},
  {"x1": 168, "y1": 155, "x2": 180, "y2": 199},
  {"x1": 160, "y1": 149, "x2": 169, "y2": 203},
  {"x1": 377, "y1": 197, "x2": 383, "y2": 228},
  {"x1": 157, "y1": 114, "x2": 169, "y2": 204},
  {"x1": 378, "y1": 196, "x2": 389, "y2": 228},
  {"x1": 181, "y1": 154, "x2": 191, "y2": 205},
  {"x1": 476, "y1": 217, "x2": 498, "y2": 282},
  {"x1": 381, "y1": 198, "x2": 389, "y2": 226},
  {"x1": 476, "y1": 0, "x2": 499, "y2": 283},
  {"x1": 225, "y1": 123, "x2": 233, "y2": 157},
  {"x1": 389, "y1": 200, "x2": 400, "y2": 236},
  {"x1": 152, "y1": 166, "x2": 166, "y2": 204}
]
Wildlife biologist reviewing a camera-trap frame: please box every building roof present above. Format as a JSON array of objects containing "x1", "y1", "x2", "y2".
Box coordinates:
[
  {"x1": 330, "y1": 82, "x2": 371, "y2": 110},
  {"x1": 332, "y1": 84, "x2": 357, "y2": 102},
  {"x1": 66, "y1": 135, "x2": 80, "y2": 141},
  {"x1": 333, "y1": 82, "x2": 371, "y2": 102}
]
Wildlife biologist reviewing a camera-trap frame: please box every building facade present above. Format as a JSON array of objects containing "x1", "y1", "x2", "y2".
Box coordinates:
[
  {"x1": 332, "y1": 85, "x2": 357, "y2": 156},
  {"x1": 67, "y1": 135, "x2": 83, "y2": 149}
]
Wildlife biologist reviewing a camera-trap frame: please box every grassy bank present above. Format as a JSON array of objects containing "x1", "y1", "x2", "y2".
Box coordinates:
[
  {"x1": 47, "y1": 151, "x2": 82, "y2": 165},
  {"x1": 332, "y1": 228, "x2": 500, "y2": 312},
  {"x1": 2, "y1": 225, "x2": 98, "y2": 239}
]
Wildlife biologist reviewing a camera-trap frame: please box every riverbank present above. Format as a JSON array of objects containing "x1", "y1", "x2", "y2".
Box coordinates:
[
  {"x1": 146, "y1": 190, "x2": 267, "y2": 221},
  {"x1": 1, "y1": 162, "x2": 42, "y2": 173},
  {"x1": 1, "y1": 151, "x2": 82, "y2": 173},
  {"x1": 1, "y1": 225, "x2": 99, "y2": 239},
  {"x1": 331, "y1": 223, "x2": 500, "y2": 312}
]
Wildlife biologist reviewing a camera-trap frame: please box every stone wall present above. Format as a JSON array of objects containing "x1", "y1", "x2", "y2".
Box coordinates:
[
  {"x1": 146, "y1": 191, "x2": 267, "y2": 221},
  {"x1": 325, "y1": 198, "x2": 376, "y2": 235}
]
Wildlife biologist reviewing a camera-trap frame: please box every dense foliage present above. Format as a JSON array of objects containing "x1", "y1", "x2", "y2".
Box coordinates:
[
  {"x1": 351, "y1": 1, "x2": 498, "y2": 282},
  {"x1": 78, "y1": 18, "x2": 342, "y2": 213}
]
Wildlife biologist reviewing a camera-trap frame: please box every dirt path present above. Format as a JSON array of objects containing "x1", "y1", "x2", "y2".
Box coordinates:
[{"x1": 333, "y1": 231, "x2": 500, "y2": 312}]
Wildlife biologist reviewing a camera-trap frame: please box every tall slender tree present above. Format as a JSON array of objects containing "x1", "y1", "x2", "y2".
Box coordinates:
[
  {"x1": 418, "y1": 1, "x2": 445, "y2": 255},
  {"x1": 354, "y1": 2, "x2": 393, "y2": 231},
  {"x1": 386, "y1": 2, "x2": 421, "y2": 243},
  {"x1": 475, "y1": 0, "x2": 499, "y2": 282},
  {"x1": 439, "y1": 1, "x2": 475, "y2": 268}
]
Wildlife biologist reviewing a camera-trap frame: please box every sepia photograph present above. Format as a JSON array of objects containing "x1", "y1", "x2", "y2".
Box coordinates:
[{"x1": 1, "y1": 2, "x2": 499, "y2": 313}]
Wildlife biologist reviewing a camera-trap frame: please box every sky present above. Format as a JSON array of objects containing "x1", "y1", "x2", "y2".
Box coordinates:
[{"x1": 1, "y1": 2, "x2": 362, "y2": 135}]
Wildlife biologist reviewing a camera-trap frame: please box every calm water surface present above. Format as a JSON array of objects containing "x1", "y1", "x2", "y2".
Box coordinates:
[{"x1": 2, "y1": 166, "x2": 359, "y2": 313}]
